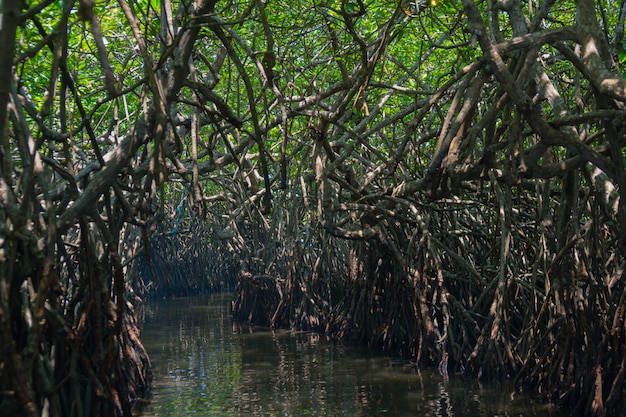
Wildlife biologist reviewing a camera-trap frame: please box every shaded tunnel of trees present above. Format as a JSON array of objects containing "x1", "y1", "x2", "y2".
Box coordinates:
[{"x1": 1, "y1": 0, "x2": 626, "y2": 416}]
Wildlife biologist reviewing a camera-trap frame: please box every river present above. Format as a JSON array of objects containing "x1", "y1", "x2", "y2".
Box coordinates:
[{"x1": 136, "y1": 293, "x2": 565, "y2": 417}]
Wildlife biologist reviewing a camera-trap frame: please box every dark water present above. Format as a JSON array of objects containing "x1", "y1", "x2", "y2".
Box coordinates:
[{"x1": 137, "y1": 294, "x2": 565, "y2": 417}]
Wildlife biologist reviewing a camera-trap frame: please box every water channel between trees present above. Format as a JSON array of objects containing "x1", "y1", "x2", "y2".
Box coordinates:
[{"x1": 136, "y1": 293, "x2": 567, "y2": 417}]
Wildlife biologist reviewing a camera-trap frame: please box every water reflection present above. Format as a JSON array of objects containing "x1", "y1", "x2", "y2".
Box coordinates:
[{"x1": 137, "y1": 295, "x2": 565, "y2": 417}]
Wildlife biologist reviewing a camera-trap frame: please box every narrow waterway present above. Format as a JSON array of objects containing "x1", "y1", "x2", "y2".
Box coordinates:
[{"x1": 136, "y1": 294, "x2": 565, "y2": 417}]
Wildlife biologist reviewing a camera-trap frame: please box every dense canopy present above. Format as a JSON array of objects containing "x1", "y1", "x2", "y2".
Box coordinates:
[{"x1": 1, "y1": 0, "x2": 625, "y2": 416}]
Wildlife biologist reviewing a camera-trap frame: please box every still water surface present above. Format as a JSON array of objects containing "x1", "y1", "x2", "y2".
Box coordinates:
[{"x1": 137, "y1": 294, "x2": 565, "y2": 417}]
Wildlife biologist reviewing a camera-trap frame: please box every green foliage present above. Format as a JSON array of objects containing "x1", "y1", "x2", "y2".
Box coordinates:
[{"x1": 4, "y1": 0, "x2": 626, "y2": 415}]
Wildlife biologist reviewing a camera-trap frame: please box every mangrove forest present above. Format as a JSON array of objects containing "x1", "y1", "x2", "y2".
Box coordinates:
[{"x1": 1, "y1": 0, "x2": 625, "y2": 415}]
